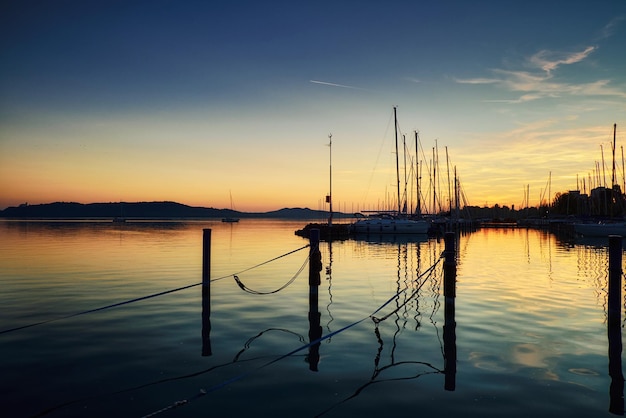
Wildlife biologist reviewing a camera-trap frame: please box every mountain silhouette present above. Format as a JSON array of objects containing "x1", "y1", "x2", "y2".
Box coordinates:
[{"x1": 0, "y1": 201, "x2": 346, "y2": 220}]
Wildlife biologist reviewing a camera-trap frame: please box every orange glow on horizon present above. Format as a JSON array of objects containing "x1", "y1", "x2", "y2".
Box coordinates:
[{"x1": 1, "y1": 115, "x2": 623, "y2": 212}]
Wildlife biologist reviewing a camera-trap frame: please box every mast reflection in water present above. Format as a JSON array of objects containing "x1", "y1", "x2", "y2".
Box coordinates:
[{"x1": 0, "y1": 220, "x2": 623, "y2": 417}]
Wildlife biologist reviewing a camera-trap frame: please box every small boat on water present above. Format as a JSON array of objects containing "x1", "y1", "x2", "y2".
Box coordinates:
[
  {"x1": 222, "y1": 191, "x2": 240, "y2": 223},
  {"x1": 112, "y1": 202, "x2": 126, "y2": 223},
  {"x1": 221, "y1": 217, "x2": 240, "y2": 223},
  {"x1": 574, "y1": 221, "x2": 626, "y2": 237}
]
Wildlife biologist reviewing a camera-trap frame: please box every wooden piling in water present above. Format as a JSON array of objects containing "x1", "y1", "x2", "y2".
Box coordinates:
[
  {"x1": 443, "y1": 231, "x2": 457, "y2": 391},
  {"x1": 308, "y1": 228, "x2": 322, "y2": 371},
  {"x1": 444, "y1": 232, "x2": 456, "y2": 298},
  {"x1": 608, "y1": 235, "x2": 622, "y2": 325},
  {"x1": 608, "y1": 235, "x2": 623, "y2": 414},
  {"x1": 202, "y1": 228, "x2": 212, "y2": 356}
]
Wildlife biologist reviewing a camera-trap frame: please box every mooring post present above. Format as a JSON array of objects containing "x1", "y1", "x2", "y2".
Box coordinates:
[
  {"x1": 201, "y1": 228, "x2": 212, "y2": 356},
  {"x1": 608, "y1": 235, "x2": 622, "y2": 327},
  {"x1": 444, "y1": 232, "x2": 456, "y2": 298},
  {"x1": 309, "y1": 228, "x2": 321, "y2": 286},
  {"x1": 307, "y1": 228, "x2": 322, "y2": 371},
  {"x1": 608, "y1": 235, "x2": 623, "y2": 414},
  {"x1": 443, "y1": 231, "x2": 457, "y2": 391}
]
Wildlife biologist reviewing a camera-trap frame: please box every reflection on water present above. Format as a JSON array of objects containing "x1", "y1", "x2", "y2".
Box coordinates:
[{"x1": 0, "y1": 220, "x2": 624, "y2": 417}]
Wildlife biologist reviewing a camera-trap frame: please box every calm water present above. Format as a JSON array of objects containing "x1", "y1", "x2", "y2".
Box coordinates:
[{"x1": 0, "y1": 219, "x2": 624, "y2": 417}]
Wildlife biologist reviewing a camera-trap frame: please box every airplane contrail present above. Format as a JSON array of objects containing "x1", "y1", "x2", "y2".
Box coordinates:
[{"x1": 309, "y1": 79, "x2": 363, "y2": 90}]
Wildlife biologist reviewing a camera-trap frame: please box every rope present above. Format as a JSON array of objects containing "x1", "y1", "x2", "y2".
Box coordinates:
[
  {"x1": 0, "y1": 245, "x2": 311, "y2": 335},
  {"x1": 233, "y1": 254, "x2": 309, "y2": 295},
  {"x1": 32, "y1": 356, "x2": 272, "y2": 417},
  {"x1": 314, "y1": 363, "x2": 441, "y2": 418},
  {"x1": 211, "y1": 244, "x2": 310, "y2": 283},
  {"x1": 141, "y1": 256, "x2": 444, "y2": 417},
  {"x1": 371, "y1": 259, "x2": 441, "y2": 324},
  {"x1": 233, "y1": 328, "x2": 307, "y2": 361},
  {"x1": 0, "y1": 282, "x2": 202, "y2": 335}
]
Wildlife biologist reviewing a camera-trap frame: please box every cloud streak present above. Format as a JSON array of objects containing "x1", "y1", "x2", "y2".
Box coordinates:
[
  {"x1": 529, "y1": 46, "x2": 596, "y2": 75},
  {"x1": 309, "y1": 80, "x2": 364, "y2": 90},
  {"x1": 598, "y1": 15, "x2": 626, "y2": 40}
]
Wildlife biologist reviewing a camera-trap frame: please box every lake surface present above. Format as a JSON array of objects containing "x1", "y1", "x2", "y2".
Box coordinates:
[{"x1": 1, "y1": 219, "x2": 624, "y2": 417}]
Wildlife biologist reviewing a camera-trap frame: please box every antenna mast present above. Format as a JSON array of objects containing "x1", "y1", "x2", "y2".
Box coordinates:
[{"x1": 328, "y1": 133, "x2": 333, "y2": 227}]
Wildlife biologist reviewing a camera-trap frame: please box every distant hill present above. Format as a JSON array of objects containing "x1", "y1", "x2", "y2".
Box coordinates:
[{"x1": 0, "y1": 201, "x2": 349, "y2": 220}]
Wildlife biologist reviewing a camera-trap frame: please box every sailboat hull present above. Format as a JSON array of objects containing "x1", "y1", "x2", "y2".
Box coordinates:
[
  {"x1": 574, "y1": 222, "x2": 626, "y2": 237},
  {"x1": 221, "y1": 217, "x2": 239, "y2": 223},
  {"x1": 351, "y1": 218, "x2": 430, "y2": 234}
]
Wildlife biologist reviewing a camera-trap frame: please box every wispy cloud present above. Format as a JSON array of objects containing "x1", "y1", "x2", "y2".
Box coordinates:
[
  {"x1": 455, "y1": 17, "x2": 626, "y2": 104},
  {"x1": 453, "y1": 77, "x2": 499, "y2": 85},
  {"x1": 453, "y1": 118, "x2": 617, "y2": 206},
  {"x1": 483, "y1": 93, "x2": 544, "y2": 104},
  {"x1": 309, "y1": 79, "x2": 364, "y2": 90},
  {"x1": 529, "y1": 46, "x2": 596, "y2": 75},
  {"x1": 598, "y1": 15, "x2": 626, "y2": 40}
]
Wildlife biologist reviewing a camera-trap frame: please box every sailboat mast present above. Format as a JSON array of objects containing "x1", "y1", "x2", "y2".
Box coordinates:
[
  {"x1": 432, "y1": 147, "x2": 436, "y2": 215},
  {"x1": 548, "y1": 171, "x2": 552, "y2": 212},
  {"x1": 620, "y1": 146, "x2": 626, "y2": 193},
  {"x1": 394, "y1": 106, "x2": 401, "y2": 215},
  {"x1": 601, "y1": 145, "x2": 607, "y2": 187},
  {"x1": 446, "y1": 167, "x2": 459, "y2": 222},
  {"x1": 612, "y1": 123, "x2": 617, "y2": 187},
  {"x1": 403, "y1": 134, "x2": 407, "y2": 214},
  {"x1": 446, "y1": 146, "x2": 452, "y2": 213},
  {"x1": 415, "y1": 130, "x2": 420, "y2": 216},
  {"x1": 454, "y1": 166, "x2": 458, "y2": 221}
]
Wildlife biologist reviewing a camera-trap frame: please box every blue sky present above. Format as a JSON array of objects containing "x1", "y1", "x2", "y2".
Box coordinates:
[{"x1": 1, "y1": 1, "x2": 625, "y2": 212}]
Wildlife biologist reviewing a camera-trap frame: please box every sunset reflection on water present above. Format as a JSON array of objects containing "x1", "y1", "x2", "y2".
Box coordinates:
[{"x1": 0, "y1": 220, "x2": 623, "y2": 417}]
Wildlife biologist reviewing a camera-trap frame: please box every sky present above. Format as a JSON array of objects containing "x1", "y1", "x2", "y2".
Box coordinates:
[{"x1": 1, "y1": 0, "x2": 625, "y2": 213}]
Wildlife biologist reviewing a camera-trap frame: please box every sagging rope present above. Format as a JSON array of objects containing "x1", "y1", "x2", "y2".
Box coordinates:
[
  {"x1": 233, "y1": 253, "x2": 310, "y2": 295},
  {"x1": 140, "y1": 255, "x2": 444, "y2": 417},
  {"x1": 213, "y1": 244, "x2": 310, "y2": 283},
  {"x1": 0, "y1": 244, "x2": 311, "y2": 335}
]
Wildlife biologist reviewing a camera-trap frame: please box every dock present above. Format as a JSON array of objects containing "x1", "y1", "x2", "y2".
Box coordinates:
[{"x1": 294, "y1": 223, "x2": 352, "y2": 240}]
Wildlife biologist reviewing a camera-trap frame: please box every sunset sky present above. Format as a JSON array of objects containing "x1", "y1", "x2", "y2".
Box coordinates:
[{"x1": 1, "y1": 1, "x2": 625, "y2": 212}]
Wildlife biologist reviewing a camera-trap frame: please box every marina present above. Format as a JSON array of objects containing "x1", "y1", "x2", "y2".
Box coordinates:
[
  {"x1": 1, "y1": 219, "x2": 624, "y2": 417},
  {"x1": 3, "y1": 4, "x2": 625, "y2": 417}
]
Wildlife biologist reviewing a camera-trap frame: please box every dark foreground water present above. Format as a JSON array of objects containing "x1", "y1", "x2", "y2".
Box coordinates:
[{"x1": 0, "y1": 219, "x2": 624, "y2": 417}]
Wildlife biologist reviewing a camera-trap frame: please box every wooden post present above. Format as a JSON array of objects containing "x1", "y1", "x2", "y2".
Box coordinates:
[
  {"x1": 202, "y1": 229, "x2": 212, "y2": 356},
  {"x1": 443, "y1": 231, "x2": 457, "y2": 391},
  {"x1": 307, "y1": 228, "x2": 322, "y2": 371},
  {"x1": 309, "y1": 228, "x2": 321, "y2": 286},
  {"x1": 608, "y1": 235, "x2": 623, "y2": 414},
  {"x1": 444, "y1": 232, "x2": 456, "y2": 298}
]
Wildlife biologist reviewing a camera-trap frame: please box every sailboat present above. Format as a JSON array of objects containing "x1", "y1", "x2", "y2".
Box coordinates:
[
  {"x1": 351, "y1": 107, "x2": 431, "y2": 235},
  {"x1": 573, "y1": 124, "x2": 626, "y2": 237},
  {"x1": 221, "y1": 191, "x2": 240, "y2": 223},
  {"x1": 573, "y1": 221, "x2": 626, "y2": 237},
  {"x1": 112, "y1": 202, "x2": 126, "y2": 223}
]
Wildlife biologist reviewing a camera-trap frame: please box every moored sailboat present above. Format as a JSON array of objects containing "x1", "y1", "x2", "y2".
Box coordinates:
[
  {"x1": 574, "y1": 221, "x2": 626, "y2": 237},
  {"x1": 222, "y1": 191, "x2": 240, "y2": 223},
  {"x1": 351, "y1": 212, "x2": 430, "y2": 234},
  {"x1": 351, "y1": 107, "x2": 431, "y2": 235}
]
